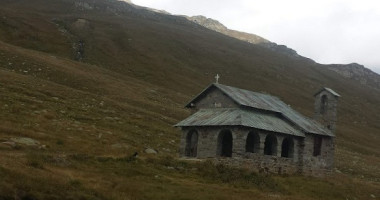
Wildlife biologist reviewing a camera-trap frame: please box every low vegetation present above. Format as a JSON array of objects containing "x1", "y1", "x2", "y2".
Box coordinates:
[{"x1": 0, "y1": 0, "x2": 379, "y2": 199}]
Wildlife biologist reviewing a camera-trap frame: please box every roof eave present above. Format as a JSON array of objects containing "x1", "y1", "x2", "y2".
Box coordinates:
[
  {"x1": 314, "y1": 87, "x2": 341, "y2": 97},
  {"x1": 175, "y1": 124, "x2": 305, "y2": 137}
]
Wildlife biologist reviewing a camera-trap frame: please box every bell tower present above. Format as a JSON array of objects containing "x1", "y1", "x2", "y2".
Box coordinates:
[{"x1": 314, "y1": 88, "x2": 340, "y2": 133}]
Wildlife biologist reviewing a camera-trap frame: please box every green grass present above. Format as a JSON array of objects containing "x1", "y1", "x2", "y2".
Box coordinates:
[{"x1": 0, "y1": 0, "x2": 380, "y2": 199}]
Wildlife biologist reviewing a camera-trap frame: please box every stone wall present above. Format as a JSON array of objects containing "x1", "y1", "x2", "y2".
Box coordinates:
[
  {"x1": 213, "y1": 155, "x2": 299, "y2": 174},
  {"x1": 179, "y1": 126, "x2": 306, "y2": 175},
  {"x1": 301, "y1": 133, "x2": 335, "y2": 176}
]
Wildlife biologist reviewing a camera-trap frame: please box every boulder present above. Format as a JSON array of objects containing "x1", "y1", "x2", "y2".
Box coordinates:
[
  {"x1": 10, "y1": 137, "x2": 40, "y2": 147},
  {"x1": 144, "y1": 148, "x2": 158, "y2": 154}
]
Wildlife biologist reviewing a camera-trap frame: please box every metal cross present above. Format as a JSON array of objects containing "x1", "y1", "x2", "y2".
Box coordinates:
[{"x1": 215, "y1": 74, "x2": 220, "y2": 84}]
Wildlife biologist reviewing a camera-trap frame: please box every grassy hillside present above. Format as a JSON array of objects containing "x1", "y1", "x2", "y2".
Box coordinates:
[{"x1": 0, "y1": 0, "x2": 379, "y2": 199}]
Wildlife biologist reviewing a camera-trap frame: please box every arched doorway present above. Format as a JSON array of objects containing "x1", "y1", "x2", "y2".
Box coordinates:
[
  {"x1": 245, "y1": 131, "x2": 260, "y2": 153},
  {"x1": 185, "y1": 130, "x2": 198, "y2": 157},
  {"x1": 217, "y1": 130, "x2": 233, "y2": 157},
  {"x1": 264, "y1": 134, "x2": 277, "y2": 156},
  {"x1": 281, "y1": 137, "x2": 294, "y2": 158}
]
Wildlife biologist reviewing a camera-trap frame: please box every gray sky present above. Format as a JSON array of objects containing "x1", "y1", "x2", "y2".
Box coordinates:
[{"x1": 132, "y1": 0, "x2": 380, "y2": 73}]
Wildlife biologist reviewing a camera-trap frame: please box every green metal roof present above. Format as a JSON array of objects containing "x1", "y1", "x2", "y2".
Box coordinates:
[
  {"x1": 183, "y1": 83, "x2": 334, "y2": 137},
  {"x1": 175, "y1": 108, "x2": 305, "y2": 137}
]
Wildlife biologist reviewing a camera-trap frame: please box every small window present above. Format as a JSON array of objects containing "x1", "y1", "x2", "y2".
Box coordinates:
[
  {"x1": 313, "y1": 136, "x2": 323, "y2": 156},
  {"x1": 320, "y1": 95, "x2": 328, "y2": 114}
]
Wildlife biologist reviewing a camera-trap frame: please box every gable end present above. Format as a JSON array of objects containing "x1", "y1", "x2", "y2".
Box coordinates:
[{"x1": 185, "y1": 84, "x2": 239, "y2": 109}]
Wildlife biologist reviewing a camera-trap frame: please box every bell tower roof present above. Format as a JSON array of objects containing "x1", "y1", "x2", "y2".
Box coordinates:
[{"x1": 314, "y1": 87, "x2": 340, "y2": 97}]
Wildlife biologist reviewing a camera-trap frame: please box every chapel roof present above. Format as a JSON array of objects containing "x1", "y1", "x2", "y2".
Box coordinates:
[
  {"x1": 175, "y1": 108, "x2": 305, "y2": 137},
  {"x1": 179, "y1": 83, "x2": 334, "y2": 137}
]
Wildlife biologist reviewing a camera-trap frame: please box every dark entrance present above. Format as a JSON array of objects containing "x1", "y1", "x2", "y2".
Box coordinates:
[
  {"x1": 264, "y1": 134, "x2": 277, "y2": 155},
  {"x1": 217, "y1": 130, "x2": 233, "y2": 157},
  {"x1": 313, "y1": 136, "x2": 323, "y2": 156},
  {"x1": 281, "y1": 137, "x2": 294, "y2": 158},
  {"x1": 245, "y1": 131, "x2": 260, "y2": 153},
  {"x1": 185, "y1": 130, "x2": 198, "y2": 157}
]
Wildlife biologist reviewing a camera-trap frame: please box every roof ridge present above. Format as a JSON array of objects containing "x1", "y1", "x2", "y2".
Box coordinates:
[{"x1": 215, "y1": 83, "x2": 276, "y2": 98}]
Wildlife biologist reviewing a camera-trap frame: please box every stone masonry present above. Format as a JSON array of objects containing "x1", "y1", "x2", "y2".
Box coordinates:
[{"x1": 176, "y1": 83, "x2": 339, "y2": 176}]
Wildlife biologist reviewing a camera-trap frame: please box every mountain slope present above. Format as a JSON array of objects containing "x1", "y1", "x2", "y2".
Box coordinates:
[
  {"x1": 0, "y1": 0, "x2": 379, "y2": 199},
  {"x1": 187, "y1": 15, "x2": 305, "y2": 59}
]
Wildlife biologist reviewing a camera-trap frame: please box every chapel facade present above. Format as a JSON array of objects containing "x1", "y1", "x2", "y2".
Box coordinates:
[{"x1": 175, "y1": 83, "x2": 340, "y2": 175}]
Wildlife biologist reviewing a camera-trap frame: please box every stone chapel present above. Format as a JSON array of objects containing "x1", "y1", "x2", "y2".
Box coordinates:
[{"x1": 175, "y1": 83, "x2": 340, "y2": 175}]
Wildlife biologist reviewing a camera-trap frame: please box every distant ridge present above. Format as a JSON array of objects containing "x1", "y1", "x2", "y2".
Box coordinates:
[
  {"x1": 327, "y1": 63, "x2": 380, "y2": 90},
  {"x1": 186, "y1": 15, "x2": 303, "y2": 59},
  {"x1": 185, "y1": 15, "x2": 379, "y2": 85}
]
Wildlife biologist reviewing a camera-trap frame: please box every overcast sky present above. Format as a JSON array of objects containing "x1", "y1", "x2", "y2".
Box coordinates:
[{"x1": 132, "y1": 0, "x2": 380, "y2": 73}]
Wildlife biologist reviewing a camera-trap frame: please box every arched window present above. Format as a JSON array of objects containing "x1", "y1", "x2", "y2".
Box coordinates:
[
  {"x1": 320, "y1": 95, "x2": 328, "y2": 114},
  {"x1": 264, "y1": 134, "x2": 277, "y2": 156},
  {"x1": 245, "y1": 131, "x2": 260, "y2": 153},
  {"x1": 281, "y1": 137, "x2": 294, "y2": 158},
  {"x1": 217, "y1": 130, "x2": 233, "y2": 157},
  {"x1": 185, "y1": 130, "x2": 198, "y2": 157}
]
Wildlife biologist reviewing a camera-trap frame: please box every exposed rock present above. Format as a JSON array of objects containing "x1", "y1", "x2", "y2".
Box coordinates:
[
  {"x1": 72, "y1": 19, "x2": 90, "y2": 30},
  {"x1": 104, "y1": 116, "x2": 114, "y2": 121},
  {"x1": 118, "y1": 0, "x2": 132, "y2": 3},
  {"x1": 370, "y1": 194, "x2": 376, "y2": 198},
  {"x1": 187, "y1": 15, "x2": 303, "y2": 59},
  {"x1": 10, "y1": 137, "x2": 40, "y2": 146},
  {"x1": 144, "y1": 148, "x2": 158, "y2": 154},
  {"x1": 188, "y1": 16, "x2": 228, "y2": 33},
  {"x1": 327, "y1": 63, "x2": 380, "y2": 89},
  {"x1": 74, "y1": 40, "x2": 85, "y2": 61},
  {"x1": 74, "y1": 2, "x2": 93, "y2": 10},
  {"x1": 188, "y1": 15, "x2": 267, "y2": 44}
]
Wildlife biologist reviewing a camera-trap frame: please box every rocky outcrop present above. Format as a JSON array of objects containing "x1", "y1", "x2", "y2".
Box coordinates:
[
  {"x1": 327, "y1": 63, "x2": 380, "y2": 89},
  {"x1": 188, "y1": 16, "x2": 268, "y2": 44},
  {"x1": 188, "y1": 16, "x2": 228, "y2": 34},
  {"x1": 119, "y1": 0, "x2": 132, "y2": 3},
  {"x1": 0, "y1": 137, "x2": 43, "y2": 149},
  {"x1": 187, "y1": 15, "x2": 302, "y2": 59}
]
